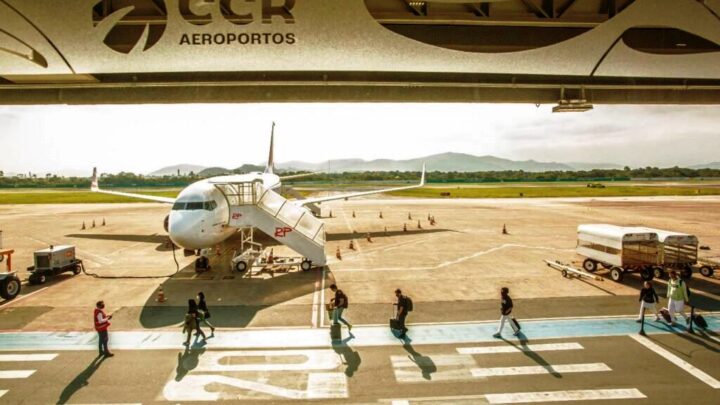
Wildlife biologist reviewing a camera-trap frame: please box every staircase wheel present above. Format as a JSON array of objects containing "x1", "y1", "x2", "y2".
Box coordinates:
[{"x1": 301, "y1": 260, "x2": 312, "y2": 272}]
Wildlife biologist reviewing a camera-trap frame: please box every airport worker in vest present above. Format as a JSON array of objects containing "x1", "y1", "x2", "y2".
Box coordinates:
[
  {"x1": 93, "y1": 300, "x2": 114, "y2": 357},
  {"x1": 493, "y1": 287, "x2": 520, "y2": 338},
  {"x1": 666, "y1": 271, "x2": 689, "y2": 325}
]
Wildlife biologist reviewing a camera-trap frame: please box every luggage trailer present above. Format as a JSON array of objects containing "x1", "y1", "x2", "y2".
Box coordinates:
[
  {"x1": 576, "y1": 224, "x2": 661, "y2": 282},
  {"x1": 634, "y1": 227, "x2": 698, "y2": 280}
]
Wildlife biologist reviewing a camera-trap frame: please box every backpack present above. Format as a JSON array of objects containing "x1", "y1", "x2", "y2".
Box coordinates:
[{"x1": 405, "y1": 296, "x2": 413, "y2": 312}]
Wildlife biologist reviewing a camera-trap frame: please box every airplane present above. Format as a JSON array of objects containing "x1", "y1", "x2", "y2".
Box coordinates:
[{"x1": 91, "y1": 123, "x2": 426, "y2": 269}]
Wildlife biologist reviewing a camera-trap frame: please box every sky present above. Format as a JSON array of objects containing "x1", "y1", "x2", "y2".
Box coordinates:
[{"x1": 1, "y1": 103, "x2": 719, "y2": 175}]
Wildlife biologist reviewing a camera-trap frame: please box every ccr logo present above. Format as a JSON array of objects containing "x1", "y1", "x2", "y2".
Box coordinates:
[{"x1": 93, "y1": 0, "x2": 168, "y2": 54}]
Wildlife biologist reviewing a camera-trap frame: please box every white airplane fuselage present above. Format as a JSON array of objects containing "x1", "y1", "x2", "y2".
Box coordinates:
[{"x1": 168, "y1": 172, "x2": 281, "y2": 250}]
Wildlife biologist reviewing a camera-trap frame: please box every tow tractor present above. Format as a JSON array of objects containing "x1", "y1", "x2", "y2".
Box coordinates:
[{"x1": 0, "y1": 248, "x2": 22, "y2": 300}]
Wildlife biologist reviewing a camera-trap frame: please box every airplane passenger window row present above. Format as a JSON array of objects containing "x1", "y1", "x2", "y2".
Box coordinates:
[{"x1": 172, "y1": 201, "x2": 217, "y2": 211}]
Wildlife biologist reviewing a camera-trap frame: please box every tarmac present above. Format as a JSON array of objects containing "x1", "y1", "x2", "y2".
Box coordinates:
[{"x1": 0, "y1": 196, "x2": 719, "y2": 403}]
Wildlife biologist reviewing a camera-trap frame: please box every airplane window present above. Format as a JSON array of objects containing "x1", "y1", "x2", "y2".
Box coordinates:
[
  {"x1": 205, "y1": 201, "x2": 217, "y2": 211},
  {"x1": 186, "y1": 202, "x2": 204, "y2": 210},
  {"x1": 172, "y1": 202, "x2": 186, "y2": 210}
]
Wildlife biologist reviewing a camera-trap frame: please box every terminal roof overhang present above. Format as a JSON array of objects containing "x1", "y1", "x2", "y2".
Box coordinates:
[{"x1": 1, "y1": 0, "x2": 720, "y2": 105}]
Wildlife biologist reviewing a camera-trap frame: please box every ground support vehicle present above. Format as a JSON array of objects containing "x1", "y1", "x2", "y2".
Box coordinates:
[
  {"x1": 636, "y1": 227, "x2": 697, "y2": 280},
  {"x1": 26, "y1": 245, "x2": 83, "y2": 285},
  {"x1": 0, "y1": 248, "x2": 21, "y2": 300},
  {"x1": 576, "y1": 224, "x2": 660, "y2": 282}
]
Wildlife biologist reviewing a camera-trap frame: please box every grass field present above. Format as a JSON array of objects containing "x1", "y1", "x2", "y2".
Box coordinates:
[
  {"x1": 388, "y1": 185, "x2": 720, "y2": 199},
  {"x1": 0, "y1": 189, "x2": 180, "y2": 204}
]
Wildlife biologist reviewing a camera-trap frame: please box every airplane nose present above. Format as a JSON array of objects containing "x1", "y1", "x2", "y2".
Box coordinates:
[{"x1": 168, "y1": 212, "x2": 204, "y2": 249}]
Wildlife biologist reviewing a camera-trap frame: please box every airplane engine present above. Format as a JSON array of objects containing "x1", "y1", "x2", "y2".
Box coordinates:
[{"x1": 163, "y1": 214, "x2": 169, "y2": 232}]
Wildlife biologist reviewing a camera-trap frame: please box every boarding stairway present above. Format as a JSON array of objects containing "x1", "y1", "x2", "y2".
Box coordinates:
[{"x1": 213, "y1": 180, "x2": 327, "y2": 266}]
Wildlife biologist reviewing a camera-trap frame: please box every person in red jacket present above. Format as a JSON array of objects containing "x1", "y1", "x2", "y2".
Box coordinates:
[{"x1": 94, "y1": 300, "x2": 113, "y2": 357}]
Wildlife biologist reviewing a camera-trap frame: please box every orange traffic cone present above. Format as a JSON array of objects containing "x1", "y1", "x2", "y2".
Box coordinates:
[
  {"x1": 336, "y1": 247, "x2": 342, "y2": 260},
  {"x1": 349, "y1": 240, "x2": 355, "y2": 250},
  {"x1": 329, "y1": 210, "x2": 333, "y2": 218},
  {"x1": 92, "y1": 220, "x2": 96, "y2": 228},
  {"x1": 430, "y1": 216, "x2": 436, "y2": 226},
  {"x1": 417, "y1": 220, "x2": 422, "y2": 229},
  {"x1": 156, "y1": 286, "x2": 167, "y2": 303},
  {"x1": 403, "y1": 223, "x2": 407, "y2": 232},
  {"x1": 352, "y1": 211, "x2": 356, "y2": 218},
  {"x1": 408, "y1": 213, "x2": 412, "y2": 220},
  {"x1": 428, "y1": 213, "x2": 431, "y2": 221},
  {"x1": 384, "y1": 226, "x2": 388, "y2": 235},
  {"x1": 81, "y1": 221, "x2": 86, "y2": 230},
  {"x1": 502, "y1": 224, "x2": 508, "y2": 235},
  {"x1": 366, "y1": 232, "x2": 372, "y2": 243},
  {"x1": 379, "y1": 211, "x2": 383, "y2": 219}
]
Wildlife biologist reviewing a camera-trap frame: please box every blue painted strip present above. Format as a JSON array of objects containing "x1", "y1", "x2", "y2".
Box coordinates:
[{"x1": 0, "y1": 316, "x2": 717, "y2": 351}]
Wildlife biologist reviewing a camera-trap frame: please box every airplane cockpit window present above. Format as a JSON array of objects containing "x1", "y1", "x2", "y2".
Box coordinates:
[
  {"x1": 204, "y1": 201, "x2": 217, "y2": 211},
  {"x1": 186, "y1": 202, "x2": 204, "y2": 210},
  {"x1": 172, "y1": 202, "x2": 186, "y2": 210}
]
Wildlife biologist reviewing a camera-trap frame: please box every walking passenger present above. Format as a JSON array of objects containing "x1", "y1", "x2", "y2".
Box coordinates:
[
  {"x1": 637, "y1": 280, "x2": 660, "y2": 322},
  {"x1": 188, "y1": 299, "x2": 207, "y2": 341},
  {"x1": 493, "y1": 287, "x2": 519, "y2": 338},
  {"x1": 666, "y1": 271, "x2": 690, "y2": 325},
  {"x1": 197, "y1": 292, "x2": 216, "y2": 335},
  {"x1": 182, "y1": 306, "x2": 198, "y2": 346},
  {"x1": 394, "y1": 289, "x2": 412, "y2": 338},
  {"x1": 329, "y1": 284, "x2": 352, "y2": 331},
  {"x1": 93, "y1": 300, "x2": 114, "y2": 357}
]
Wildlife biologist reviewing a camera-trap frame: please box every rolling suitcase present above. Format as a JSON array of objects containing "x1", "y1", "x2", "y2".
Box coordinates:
[
  {"x1": 389, "y1": 304, "x2": 401, "y2": 331},
  {"x1": 693, "y1": 314, "x2": 708, "y2": 329},
  {"x1": 660, "y1": 308, "x2": 672, "y2": 323},
  {"x1": 330, "y1": 323, "x2": 341, "y2": 340}
]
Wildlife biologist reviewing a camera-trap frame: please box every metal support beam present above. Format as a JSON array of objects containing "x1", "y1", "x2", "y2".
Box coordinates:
[
  {"x1": 600, "y1": 0, "x2": 617, "y2": 17},
  {"x1": 542, "y1": 0, "x2": 555, "y2": 18},
  {"x1": 556, "y1": 0, "x2": 576, "y2": 17},
  {"x1": 468, "y1": 2, "x2": 490, "y2": 17},
  {"x1": 150, "y1": 0, "x2": 167, "y2": 15},
  {"x1": 521, "y1": 0, "x2": 550, "y2": 18}
]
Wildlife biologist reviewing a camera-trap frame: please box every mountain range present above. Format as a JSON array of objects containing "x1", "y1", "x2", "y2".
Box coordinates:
[{"x1": 148, "y1": 152, "x2": 625, "y2": 176}]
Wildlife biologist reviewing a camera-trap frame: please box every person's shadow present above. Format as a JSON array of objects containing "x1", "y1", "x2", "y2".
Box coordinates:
[
  {"x1": 402, "y1": 336, "x2": 437, "y2": 380},
  {"x1": 57, "y1": 354, "x2": 106, "y2": 404},
  {"x1": 175, "y1": 346, "x2": 207, "y2": 381},
  {"x1": 331, "y1": 336, "x2": 361, "y2": 377},
  {"x1": 506, "y1": 335, "x2": 562, "y2": 378}
]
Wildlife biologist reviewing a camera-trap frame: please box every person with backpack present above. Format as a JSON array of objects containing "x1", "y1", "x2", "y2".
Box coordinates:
[
  {"x1": 394, "y1": 288, "x2": 412, "y2": 338},
  {"x1": 637, "y1": 280, "x2": 660, "y2": 322},
  {"x1": 329, "y1": 284, "x2": 352, "y2": 331},
  {"x1": 197, "y1": 292, "x2": 216, "y2": 335},
  {"x1": 666, "y1": 271, "x2": 689, "y2": 326},
  {"x1": 493, "y1": 287, "x2": 519, "y2": 338}
]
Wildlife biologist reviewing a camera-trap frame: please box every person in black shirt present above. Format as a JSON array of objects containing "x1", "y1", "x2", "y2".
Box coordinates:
[
  {"x1": 395, "y1": 288, "x2": 409, "y2": 338},
  {"x1": 197, "y1": 292, "x2": 216, "y2": 335},
  {"x1": 187, "y1": 299, "x2": 206, "y2": 341},
  {"x1": 493, "y1": 287, "x2": 519, "y2": 338},
  {"x1": 637, "y1": 281, "x2": 660, "y2": 322},
  {"x1": 330, "y1": 284, "x2": 352, "y2": 331}
]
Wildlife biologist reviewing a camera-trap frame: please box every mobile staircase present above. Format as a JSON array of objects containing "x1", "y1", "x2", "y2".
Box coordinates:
[{"x1": 213, "y1": 180, "x2": 326, "y2": 269}]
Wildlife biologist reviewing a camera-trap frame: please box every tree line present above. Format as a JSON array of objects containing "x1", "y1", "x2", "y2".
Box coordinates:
[{"x1": 1, "y1": 167, "x2": 719, "y2": 188}]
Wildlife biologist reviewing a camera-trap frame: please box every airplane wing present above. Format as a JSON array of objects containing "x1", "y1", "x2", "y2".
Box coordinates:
[
  {"x1": 90, "y1": 168, "x2": 176, "y2": 204},
  {"x1": 280, "y1": 171, "x2": 320, "y2": 181},
  {"x1": 294, "y1": 164, "x2": 425, "y2": 206}
]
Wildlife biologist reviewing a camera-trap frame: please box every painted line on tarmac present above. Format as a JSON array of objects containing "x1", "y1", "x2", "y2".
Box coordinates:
[
  {"x1": 629, "y1": 334, "x2": 720, "y2": 389},
  {"x1": 0, "y1": 370, "x2": 35, "y2": 378},
  {"x1": 470, "y1": 362, "x2": 611, "y2": 377},
  {"x1": 0, "y1": 316, "x2": 717, "y2": 351},
  {"x1": 311, "y1": 269, "x2": 322, "y2": 328},
  {"x1": 458, "y1": 342, "x2": 584, "y2": 354},
  {"x1": 0, "y1": 390, "x2": 6, "y2": 399},
  {"x1": 384, "y1": 389, "x2": 646, "y2": 404},
  {"x1": 0, "y1": 353, "x2": 58, "y2": 361},
  {"x1": 320, "y1": 267, "x2": 327, "y2": 328}
]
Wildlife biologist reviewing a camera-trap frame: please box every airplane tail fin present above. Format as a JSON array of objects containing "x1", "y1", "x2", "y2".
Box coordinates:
[
  {"x1": 90, "y1": 167, "x2": 99, "y2": 191},
  {"x1": 264, "y1": 122, "x2": 275, "y2": 174}
]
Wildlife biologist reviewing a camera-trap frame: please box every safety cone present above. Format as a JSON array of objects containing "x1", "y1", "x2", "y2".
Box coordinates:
[
  {"x1": 92, "y1": 220, "x2": 96, "y2": 228},
  {"x1": 408, "y1": 213, "x2": 412, "y2": 220},
  {"x1": 379, "y1": 211, "x2": 383, "y2": 219},
  {"x1": 102, "y1": 218, "x2": 106, "y2": 226},
  {"x1": 428, "y1": 213, "x2": 431, "y2": 221},
  {"x1": 430, "y1": 216, "x2": 436, "y2": 226},
  {"x1": 418, "y1": 220, "x2": 422, "y2": 229},
  {"x1": 384, "y1": 226, "x2": 388, "y2": 235},
  {"x1": 329, "y1": 210, "x2": 333, "y2": 218},
  {"x1": 336, "y1": 247, "x2": 342, "y2": 260},
  {"x1": 352, "y1": 211, "x2": 356, "y2": 218},
  {"x1": 156, "y1": 287, "x2": 167, "y2": 303},
  {"x1": 502, "y1": 224, "x2": 508, "y2": 235},
  {"x1": 349, "y1": 240, "x2": 355, "y2": 250},
  {"x1": 366, "y1": 232, "x2": 372, "y2": 243},
  {"x1": 403, "y1": 223, "x2": 407, "y2": 232},
  {"x1": 81, "y1": 221, "x2": 86, "y2": 230}
]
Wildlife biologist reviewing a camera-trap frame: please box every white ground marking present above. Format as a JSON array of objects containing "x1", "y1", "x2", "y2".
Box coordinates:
[
  {"x1": 485, "y1": 389, "x2": 646, "y2": 403},
  {"x1": 629, "y1": 334, "x2": 720, "y2": 389},
  {"x1": 0, "y1": 370, "x2": 35, "y2": 379},
  {"x1": 161, "y1": 349, "x2": 348, "y2": 401},
  {"x1": 319, "y1": 266, "x2": 327, "y2": 328},
  {"x1": 311, "y1": 269, "x2": 322, "y2": 328},
  {"x1": 471, "y1": 363, "x2": 611, "y2": 377},
  {"x1": 382, "y1": 389, "x2": 646, "y2": 404},
  {"x1": 391, "y1": 354, "x2": 476, "y2": 368},
  {"x1": 391, "y1": 354, "x2": 477, "y2": 383},
  {"x1": 0, "y1": 390, "x2": 7, "y2": 399},
  {"x1": 0, "y1": 354, "x2": 58, "y2": 362},
  {"x1": 457, "y1": 343, "x2": 584, "y2": 354}
]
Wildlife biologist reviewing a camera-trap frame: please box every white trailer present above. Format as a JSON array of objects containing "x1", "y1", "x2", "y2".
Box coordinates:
[
  {"x1": 576, "y1": 224, "x2": 660, "y2": 282},
  {"x1": 634, "y1": 227, "x2": 698, "y2": 279}
]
